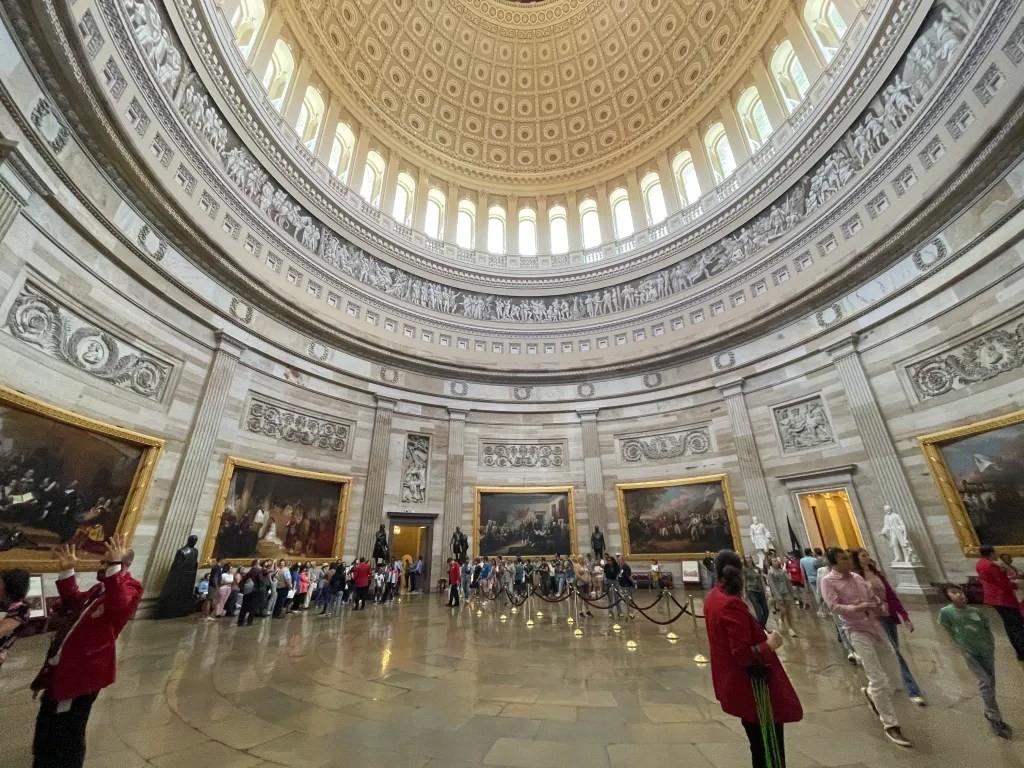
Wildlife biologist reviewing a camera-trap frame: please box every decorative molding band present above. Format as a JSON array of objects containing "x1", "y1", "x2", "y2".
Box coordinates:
[
  {"x1": 771, "y1": 395, "x2": 837, "y2": 454},
  {"x1": 243, "y1": 393, "x2": 352, "y2": 454},
  {"x1": 619, "y1": 427, "x2": 712, "y2": 462},
  {"x1": 3, "y1": 282, "x2": 173, "y2": 401},
  {"x1": 906, "y1": 319, "x2": 1024, "y2": 400},
  {"x1": 481, "y1": 440, "x2": 567, "y2": 469}
]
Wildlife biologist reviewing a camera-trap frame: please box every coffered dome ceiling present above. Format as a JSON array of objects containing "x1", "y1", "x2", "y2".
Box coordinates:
[{"x1": 284, "y1": 0, "x2": 788, "y2": 186}]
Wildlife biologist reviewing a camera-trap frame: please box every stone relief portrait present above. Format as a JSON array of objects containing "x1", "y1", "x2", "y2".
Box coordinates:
[
  {"x1": 401, "y1": 434, "x2": 430, "y2": 504},
  {"x1": 0, "y1": 386, "x2": 162, "y2": 571},
  {"x1": 204, "y1": 458, "x2": 350, "y2": 563},
  {"x1": 474, "y1": 486, "x2": 575, "y2": 559},
  {"x1": 920, "y1": 409, "x2": 1024, "y2": 555},
  {"x1": 773, "y1": 397, "x2": 836, "y2": 453},
  {"x1": 616, "y1": 475, "x2": 740, "y2": 560}
]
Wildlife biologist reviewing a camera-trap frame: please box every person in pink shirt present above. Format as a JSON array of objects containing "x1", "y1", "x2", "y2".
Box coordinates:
[
  {"x1": 976, "y1": 546, "x2": 1024, "y2": 660},
  {"x1": 820, "y1": 548, "x2": 911, "y2": 748}
]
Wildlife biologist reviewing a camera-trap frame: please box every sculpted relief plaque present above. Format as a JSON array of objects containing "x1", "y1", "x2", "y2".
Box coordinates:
[
  {"x1": 772, "y1": 396, "x2": 836, "y2": 453},
  {"x1": 401, "y1": 434, "x2": 430, "y2": 504}
]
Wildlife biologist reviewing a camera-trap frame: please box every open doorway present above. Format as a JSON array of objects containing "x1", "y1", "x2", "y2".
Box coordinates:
[
  {"x1": 797, "y1": 488, "x2": 864, "y2": 551},
  {"x1": 387, "y1": 512, "x2": 435, "y2": 594}
]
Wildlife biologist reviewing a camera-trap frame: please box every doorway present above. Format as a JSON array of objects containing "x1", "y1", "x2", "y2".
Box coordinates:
[
  {"x1": 386, "y1": 512, "x2": 435, "y2": 593},
  {"x1": 797, "y1": 488, "x2": 864, "y2": 551}
]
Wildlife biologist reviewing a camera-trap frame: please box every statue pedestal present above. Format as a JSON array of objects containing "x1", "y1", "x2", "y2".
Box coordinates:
[{"x1": 889, "y1": 562, "x2": 937, "y2": 597}]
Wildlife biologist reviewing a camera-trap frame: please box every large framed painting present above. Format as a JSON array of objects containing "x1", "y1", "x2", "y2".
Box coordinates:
[
  {"x1": 919, "y1": 410, "x2": 1024, "y2": 556},
  {"x1": 203, "y1": 457, "x2": 351, "y2": 564},
  {"x1": 474, "y1": 485, "x2": 576, "y2": 559},
  {"x1": 616, "y1": 474, "x2": 741, "y2": 560},
  {"x1": 0, "y1": 386, "x2": 163, "y2": 571}
]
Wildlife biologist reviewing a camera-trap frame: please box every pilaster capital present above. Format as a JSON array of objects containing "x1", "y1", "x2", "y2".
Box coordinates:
[
  {"x1": 716, "y1": 378, "x2": 745, "y2": 399},
  {"x1": 576, "y1": 409, "x2": 600, "y2": 423},
  {"x1": 447, "y1": 408, "x2": 468, "y2": 422},
  {"x1": 374, "y1": 396, "x2": 398, "y2": 412},
  {"x1": 213, "y1": 329, "x2": 246, "y2": 359},
  {"x1": 826, "y1": 334, "x2": 860, "y2": 361}
]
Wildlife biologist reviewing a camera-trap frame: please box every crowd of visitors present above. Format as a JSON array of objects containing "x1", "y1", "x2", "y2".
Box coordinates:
[{"x1": 715, "y1": 543, "x2": 1023, "y2": 766}]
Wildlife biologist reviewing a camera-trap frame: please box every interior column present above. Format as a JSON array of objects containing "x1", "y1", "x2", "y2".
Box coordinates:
[
  {"x1": 441, "y1": 409, "x2": 467, "y2": 564},
  {"x1": 355, "y1": 397, "x2": 396, "y2": 558}
]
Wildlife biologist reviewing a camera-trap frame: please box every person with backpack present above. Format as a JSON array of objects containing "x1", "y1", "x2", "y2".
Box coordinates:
[{"x1": 236, "y1": 560, "x2": 262, "y2": 627}]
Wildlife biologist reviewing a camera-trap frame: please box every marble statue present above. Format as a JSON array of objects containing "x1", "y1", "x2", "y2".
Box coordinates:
[
  {"x1": 154, "y1": 534, "x2": 199, "y2": 619},
  {"x1": 879, "y1": 505, "x2": 917, "y2": 564},
  {"x1": 749, "y1": 517, "x2": 773, "y2": 564},
  {"x1": 591, "y1": 526, "x2": 606, "y2": 560}
]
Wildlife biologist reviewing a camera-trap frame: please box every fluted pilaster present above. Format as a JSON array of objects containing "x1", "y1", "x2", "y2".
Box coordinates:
[
  {"x1": 578, "y1": 410, "x2": 604, "y2": 553},
  {"x1": 144, "y1": 332, "x2": 243, "y2": 591},
  {"x1": 827, "y1": 337, "x2": 943, "y2": 581},
  {"x1": 718, "y1": 380, "x2": 780, "y2": 545},
  {"x1": 441, "y1": 409, "x2": 467, "y2": 561},
  {"x1": 355, "y1": 397, "x2": 396, "y2": 558}
]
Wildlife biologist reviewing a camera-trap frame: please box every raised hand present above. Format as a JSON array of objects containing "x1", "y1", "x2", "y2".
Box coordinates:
[
  {"x1": 55, "y1": 544, "x2": 78, "y2": 572},
  {"x1": 104, "y1": 533, "x2": 129, "y2": 564}
]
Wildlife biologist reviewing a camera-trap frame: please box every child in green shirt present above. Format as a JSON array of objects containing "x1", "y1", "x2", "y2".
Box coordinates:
[{"x1": 938, "y1": 585, "x2": 1012, "y2": 738}]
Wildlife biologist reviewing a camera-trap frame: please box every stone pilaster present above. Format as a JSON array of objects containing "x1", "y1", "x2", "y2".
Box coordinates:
[
  {"x1": 441, "y1": 409, "x2": 467, "y2": 562},
  {"x1": 718, "y1": 379, "x2": 780, "y2": 546},
  {"x1": 355, "y1": 397, "x2": 396, "y2": 558},
  {"x1": 827, "y1": 337, "x2": 943, "y2": 585},
  {"x1": 144, "y1": 332, "x2": 243, "y2": 590},
  {"x1": 578, "y1": 410, "x2": 603, "y2": 553},
  {"x1": 0, "y1": 139, "x2": 43, "y2": 243}
]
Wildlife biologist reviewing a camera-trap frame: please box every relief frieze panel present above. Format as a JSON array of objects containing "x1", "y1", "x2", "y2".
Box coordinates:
[
  {"x1": 244, "y1": 394, "x2": 352, "y2": 454},
  {"x1": 771, "y1": 396, "x2": 837, "y2": 454},
  {"x1": 619, "y1": 427, "x2": 712, "y2": 462},
  {"x1": 107, "y1": 0, "x2": 988, "y2": 328},
  {"x1": 4, "y1": 282, "x2": 174, "y2": 401},
  {"x1": 481, "y1": 441, "x2": 567, "y2": 469},
  {"x1": 906, "y1": 319, "x2": 1024, "y2": 400}
]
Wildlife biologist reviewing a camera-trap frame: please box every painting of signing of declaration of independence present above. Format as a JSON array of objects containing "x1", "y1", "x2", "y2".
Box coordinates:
[
  {"x1": 0, "y1": 386, "x2": 162, "y2": 571},
  {"x1": 617, "y1": 475, "x2": 740, "y2": 560},
  {"x1": 475, "y1": 486, "x2": 576, "y2": 558},
  {"x1": 920, "y1": 410, "x2": 1024, "y2": 555},
  {"x1": 205, "y1": 458, "x2": 350, "y2": 563}
]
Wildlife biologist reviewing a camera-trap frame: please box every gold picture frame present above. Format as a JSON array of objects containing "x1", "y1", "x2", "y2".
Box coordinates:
[
  {"x1": 0, "y1": 385, "x2": 163, "y2": 571},
  {"x1": 473, "y1": 485, "x2": 577, "y2": 559},
  {"x1": 202, "y1": 457, "x2": 351, "y2": 565},
  {"x1": 616, "y1": 474, "x2": 741, "y2": 560},
  {"x1": 919, "y1": 409, "x2": 1024, "y2": 556}
]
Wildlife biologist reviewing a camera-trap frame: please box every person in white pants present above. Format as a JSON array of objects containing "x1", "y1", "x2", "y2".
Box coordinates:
[{"x1": 820, "y1": 548, "x2": 912, "y2": 748}]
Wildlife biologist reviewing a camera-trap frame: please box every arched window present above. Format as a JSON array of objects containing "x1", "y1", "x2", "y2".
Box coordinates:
[
  {"x1": 327, "y1": 123, "x2": 355, "y2": 182},
  {"x1": 293, "y1": 86, "x2": 325, "y2": 150},
  {"x1": 704, "y1": 123, "x2": 736, "y2": 184},
  {"x1": 231, "y1": 0, "x2": 266, "y2": 58},
  {"x1": 771, "y1": 41, "x2": 811, "y2": 112},
  {"x1": 804, "y1": 0, "x2": 849, "y2": 61},
  {"x1": 518, "y1": 208, "x2": 537, "y2": 256},
  {"x1": 549, "y1": 205, "x2": 569, "y2": 255},
  {"x1": 579, "y1": 199, "x2": 601, "y2": 249},
  {"x1": 487, "y1": 205, "x2": 506, "y2": 254},
  {"x1": 737, "y1": 87, "x2": 773, "y2": 151},
  {"x1": 640, "y1": 172, "x2": 667, "y2": 226},
  {"x1": 393, "y1": 172, "x2": 416, "y2": 225},
  {"x1": 671, "y1": 151, "x2": 702, "y2": 206},
  {"x1": 609, "y1": 188, "x2": 634, "y2": 239},
  {"x1": 359, "y1": 150, "x2": 385, "y2": 207},
  {"x1": 456, "y1": 199, "x2": 476, "y2": 249},
  {"x1": 424, "y1": 188, "x2": 446, "y2": 240},
  {"x1": 261, "y1": 40, "x2": 294, "y2": 112}
]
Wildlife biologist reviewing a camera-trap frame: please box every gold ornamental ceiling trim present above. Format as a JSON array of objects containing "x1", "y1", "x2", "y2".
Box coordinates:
[{"x1": 281, "y1": 0, "x2": 790, "y2": 189}]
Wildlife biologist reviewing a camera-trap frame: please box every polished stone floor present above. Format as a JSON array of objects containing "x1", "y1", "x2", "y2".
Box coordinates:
[{"x1": 0, "y1": 590, "x2": 1022, "y2": 768}]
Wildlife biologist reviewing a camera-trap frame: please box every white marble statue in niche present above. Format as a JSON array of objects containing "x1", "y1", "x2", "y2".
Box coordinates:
[
  {"x1": 879, "y1": 504, "x2": 918, "y2": 565},
  {"x1": 749, "y1": 516, "x2": 774, "y2": 565}
]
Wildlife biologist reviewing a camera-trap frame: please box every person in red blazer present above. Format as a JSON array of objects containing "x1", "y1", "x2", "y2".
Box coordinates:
[
  {"x1": 31, "y1": 533, "x2": 142, "y2": 768},
  {"x1": 976, "y1": 545, "x2": 1024, "y2": 660},
  {"x1": 705, "y1": 549, "x2": 802, "y2": 768}
]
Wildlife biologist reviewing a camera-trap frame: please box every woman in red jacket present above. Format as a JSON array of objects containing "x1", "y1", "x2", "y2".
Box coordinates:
[{"x1": 705, "y1": 549, "x2": 802, "y2": 768}]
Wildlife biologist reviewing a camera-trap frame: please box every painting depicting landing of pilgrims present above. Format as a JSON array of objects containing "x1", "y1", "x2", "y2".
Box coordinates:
[
  {"x1": 0, "y1": 386, "x2": 162, "y2": 571},
  {"x1": 920, "y1": 409, "x2": 1024, "y2": 556},
  {"x1": 204, "y1": 458, "x2": 350, "y2": 564},
  {"x1": 474, "y1": 486, "x2": 576, "y2": 558},
  {"x1": 616, "y1": 475, "x2": 740, "y2": 560}
]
